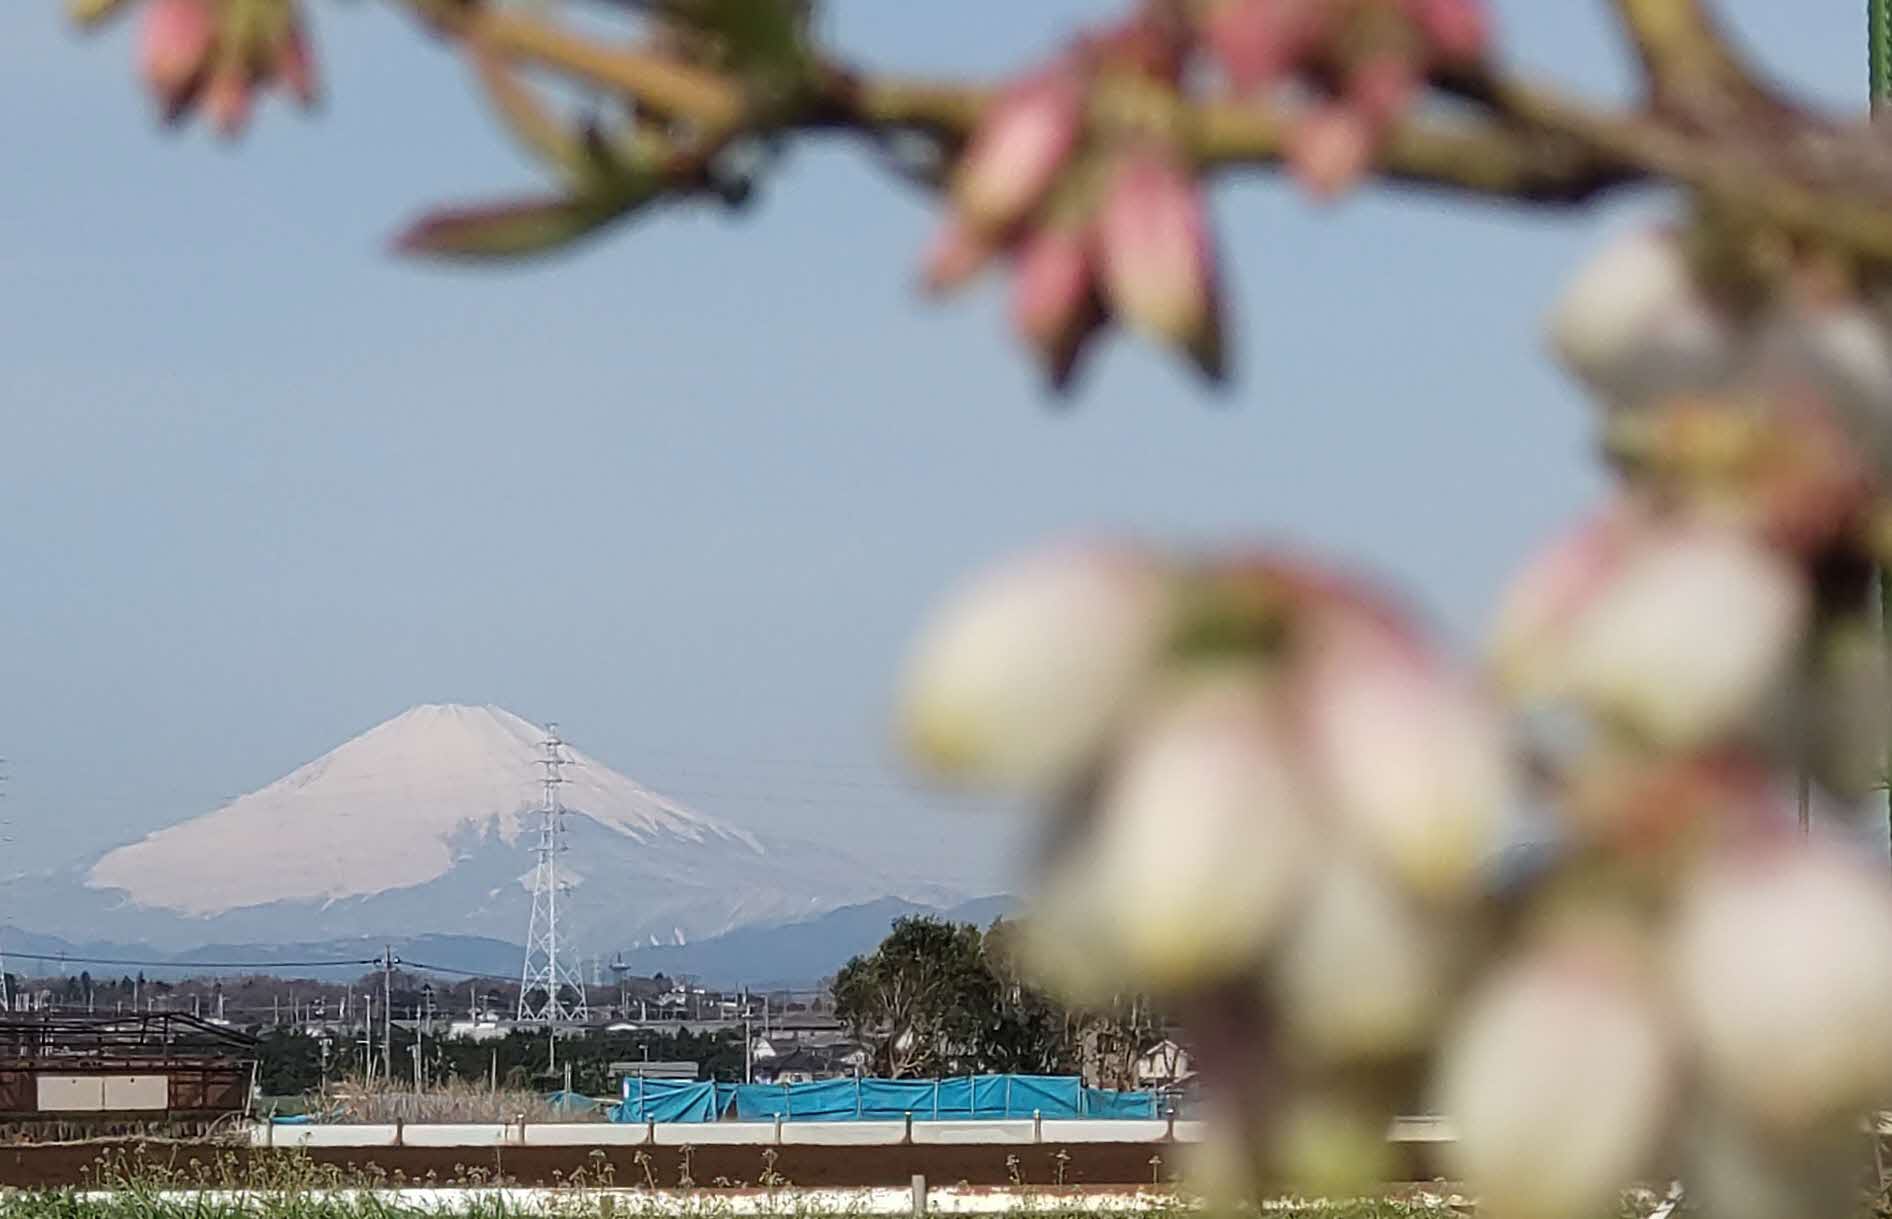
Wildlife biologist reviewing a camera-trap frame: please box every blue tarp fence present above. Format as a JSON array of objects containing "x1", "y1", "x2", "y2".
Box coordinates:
[
  {"x1": 545, "y1": 1089, "x2": 603, "y2": 1114},
  {"x1": 610, "y1": 1074, "x2": 1161, "y2": 1124}
]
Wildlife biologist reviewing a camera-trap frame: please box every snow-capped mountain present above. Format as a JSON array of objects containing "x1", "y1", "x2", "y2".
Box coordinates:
[{"x1": 19, "y1": 705, "x2": 960, "y2": 952}]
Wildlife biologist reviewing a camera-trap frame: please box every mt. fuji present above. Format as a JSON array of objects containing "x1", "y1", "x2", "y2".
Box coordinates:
[{"x1": 18, "y1": 705, "x2": 962, "y2": 954}]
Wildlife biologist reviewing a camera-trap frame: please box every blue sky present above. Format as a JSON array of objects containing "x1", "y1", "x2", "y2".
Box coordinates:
[{"x1": 0, "y1": 1, "x2": 1869, "y2": 908}]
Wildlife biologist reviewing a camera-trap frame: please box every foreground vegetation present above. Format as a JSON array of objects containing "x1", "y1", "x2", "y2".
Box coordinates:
[
  {"x1": 0, "y1": 1149, "x2": 1480, "y2": 1219},
  {"x1": 0, "y1": 1191, "x2": 1462, "y2": 1219}
]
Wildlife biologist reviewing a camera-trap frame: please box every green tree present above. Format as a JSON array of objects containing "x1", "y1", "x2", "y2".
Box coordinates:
[
  {"x1": 981, "y1": 920, "x2": 1080, "y2": 1076},
  {"x1": 834, "y1": 916, "x2": 997, "y2": 1078},
  {"x1": 256, "y1": 1030, "x2": 323, "y2": 1095}
]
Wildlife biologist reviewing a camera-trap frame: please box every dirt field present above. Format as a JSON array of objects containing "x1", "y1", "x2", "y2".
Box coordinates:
[{"x1": 0, "y1": 1138, "x2": 1446, "y2": 1189}]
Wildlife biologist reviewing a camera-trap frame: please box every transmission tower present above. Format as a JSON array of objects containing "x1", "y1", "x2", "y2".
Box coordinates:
[{"x1": 518, "y1": 723, "x2": 587, "y2": 1024}]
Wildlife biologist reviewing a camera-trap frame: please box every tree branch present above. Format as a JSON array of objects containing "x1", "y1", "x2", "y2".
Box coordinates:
[
  {"x1": 432, "y1": 3, "x2": 746, "y2": 130},
  {"x1": 420, "y1": 2, "x2": 1892, "y2": 262},
  {"x1": 837, "y1": 69, "x2": 1646, "y2": 206},
  {"x1": 1606, "y1": 0, "x2": 1794, "y2": 128}
]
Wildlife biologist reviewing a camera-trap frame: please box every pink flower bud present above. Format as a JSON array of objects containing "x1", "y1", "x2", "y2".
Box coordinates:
[
  {"x1": 1438, "y1": 941, "x2": 1676, "y2": 1219},
  {"x1": 1671, "y1": 839, "x2": 1892, "y2": 1131},
  {"x1": 1346, "y1": 54, "x2": 1421, "y2": 130},
  {"x1": 919, "y1": 216, "x2": 998, "y2": 295},
  {"x1": 1548, "y1": 227, "x2": 1737, "y2": 409},
  {"x1": 1564, "y1": 749, "x2": 1778, "y2": 855},
  {"x1": 1299, "y1": 610, "x2": 1513, "y2": 904},
  {"x1": 951, "y1": 70, "x2": 1083, "y2": 234},
  {"x1": 1079, "y1": 11, "x2": 1190, "y2": 84},
  {"x1": 1009, "y1": 225, "x2": 1102, "y2": 388},
  {"x1": 1083, "y1": 676, "x2": 1321, "y2": 989},
  {"x1": 1096, "y1": 147, "x2": 1225, "y2": 379},
  {"x1": 1401, "y1": 0, "x2": 1491, "y2": 65},
  {"x1": 205, "y1": 67, "x2": 253, "y2": 138},
  {"x1": 277, "y1": 18, "x2": 319, "y2": 109},
  {"x1": 1204, "y1": 0, "x2": 1329, "y2": 94},
  {"x1": 1287, "y1": 105, "x2": 1376, "y2": 201},
  {"x1": 899, "y1": 544, "x2": 1177, "y2": 792},
  {"x1": 1562, "y1": 527, "x2": 1807, "y2": 749},
  {"x1": 138, "y1": 0, "x2": 214, "y2": 118}
]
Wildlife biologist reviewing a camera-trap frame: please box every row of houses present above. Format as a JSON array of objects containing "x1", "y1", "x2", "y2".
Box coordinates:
[{"x1": 617, "y1": 1027, "x2": 1196, "y2": 1090}]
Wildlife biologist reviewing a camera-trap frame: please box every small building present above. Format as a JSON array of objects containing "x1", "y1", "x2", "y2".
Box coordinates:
[
  {"x1": 609, "y1": 1060, "x2": 700, "y2": 1083},
  {"x1": 751, "y1": 1045, "x2": 859, "y2": 1085},
  {"x1": 0, "y1": 1012, "x2": 258, "y2": 1126},
  {"x1": 1133, "y1": 1038, "x2": 1193, "y2": 1088}
]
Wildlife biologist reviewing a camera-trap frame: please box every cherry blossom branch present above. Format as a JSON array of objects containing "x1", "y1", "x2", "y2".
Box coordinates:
[{"x1": 433, "y1": 2, "x2": 745, "y2": 131}]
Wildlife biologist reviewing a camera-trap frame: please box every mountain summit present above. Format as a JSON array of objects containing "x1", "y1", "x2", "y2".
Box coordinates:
[
  {"x1": 91, "y1": 704, "x2": 755, "y2": 913},
  {"x1": 49, "y1": 704, "x2": 955, "y2": 952}
]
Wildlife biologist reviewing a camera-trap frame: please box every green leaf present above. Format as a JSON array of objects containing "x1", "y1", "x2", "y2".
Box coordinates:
[
  {"x1": 656, "y1": 0, "x2": 812, "y2": 81},
  {"x1": 66, "y1": 0, "x2": 134, "y2": 27},
  {"x1": 391, "y1": 192, "x2": 649, "y2": 261}
]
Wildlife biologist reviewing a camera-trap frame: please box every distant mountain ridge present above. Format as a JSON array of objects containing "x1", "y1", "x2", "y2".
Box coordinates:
[
  {"x1": 612, "y1": 894, "x2": 1015, "y2": 987},
  {"x1": 4, "y1": 704, "x2": 964, "y2": 952},
  {"x1": 0, "y1": 928, "x2": 521, "y2": 984},
  {"x1": 0, "y1": 895, "x2": 1015, "y2": 988}
]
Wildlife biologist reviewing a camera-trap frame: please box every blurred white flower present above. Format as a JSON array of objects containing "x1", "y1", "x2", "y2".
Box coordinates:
[
  {"x1": 1273, "y1": 852, "x2": 1455, "y2": 1062},
  {"x1": 1438, "y1": 942, "x2": 1675, "y2": 1219},
  {"x1": 899, "y1": 544, "x2": 1176, "y2": 792},
  {"x1": 1670, "y1": 838, "x2": 1892, "y2": 1131},
  {"x1": 1268, "y1": 1087, "x2": 1398, "y2": 1197},
  {"x1": 1768, "y1": 300, "x2": 1892, "y2": 478},
  {"x1": 1548, "y1": 227, "x2": 1737, "y2": 409},
  {"x1": 1563, "y1": 527, "x2": 1807, "y2": 749},
  {"x1": 1083, "y1": 673, "x2": 1321, "y2": 990},
  {"x1": 1489, "y1": 509, "x2": 1634, "y2": 699},
  {"x1": 1301, "y1": 613, "x2": 1513, "y2": 903}
]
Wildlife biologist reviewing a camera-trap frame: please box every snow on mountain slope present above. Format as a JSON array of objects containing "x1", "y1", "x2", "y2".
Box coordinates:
[
  {"x1": 71, "y1": 705, "x2": 956, "y2": 949},
  {"x1": 89, "y1": 705, "x2": 759, "y2": 913}
]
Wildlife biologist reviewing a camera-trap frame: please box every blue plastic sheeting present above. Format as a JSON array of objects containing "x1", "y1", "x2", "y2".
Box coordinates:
[
  {"x1": 610, "y1": 1075, "x2": 1161, "y2": 1124},
  {"x1": 611, "y1": 1079, "x2": 745, "y2": 1123},
  {"x1": 545, "y1": 1089, "x2": 602, "y2": 1113},
  {"x1": 1083, "y1": 1087, "x2": 1161, "y2": 1119}
]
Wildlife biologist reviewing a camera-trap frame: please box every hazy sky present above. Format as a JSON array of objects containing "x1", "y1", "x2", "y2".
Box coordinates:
[{"x1": 0, "y1": 1, "x2": 1869, "y2": 914}]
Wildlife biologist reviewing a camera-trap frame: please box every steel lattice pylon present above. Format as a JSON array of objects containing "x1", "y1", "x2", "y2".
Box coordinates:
[{"x1": 517, "y1": 723, "x2": 587, "y2": 1024}]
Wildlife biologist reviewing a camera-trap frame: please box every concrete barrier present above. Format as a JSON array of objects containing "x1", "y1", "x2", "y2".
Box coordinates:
[{"x1": 247, "y1": 1116, "x2": 1454, "y2": 1150}]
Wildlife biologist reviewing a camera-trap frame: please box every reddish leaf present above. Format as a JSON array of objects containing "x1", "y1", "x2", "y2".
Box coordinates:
[{"x1": 392, "y1": 193, "x2": 644, "y2": 261}]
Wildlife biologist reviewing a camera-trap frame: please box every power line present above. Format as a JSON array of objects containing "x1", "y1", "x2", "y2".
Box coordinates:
[
  {"x1": 0, "y1": 950, "x2": 380, "y2": 971},
  {"x1": 400, "y1": 959, "x2": 515, "y2": 982}
]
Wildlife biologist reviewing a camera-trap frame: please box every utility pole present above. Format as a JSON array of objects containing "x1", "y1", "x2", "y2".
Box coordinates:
[
  {"x1": 381, "y1": 946, "x2": 395, "y2": 1087},
  {"x1": 1874, "y1": 0, "x2": 1892, "y2": 864},
  {"x1": 360, "y1": 994, "x2": 376, "y2": 1082}
]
